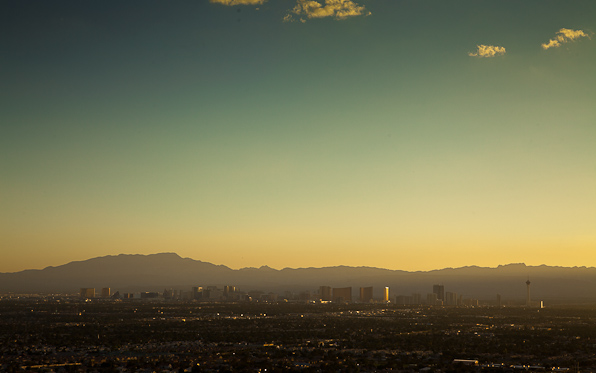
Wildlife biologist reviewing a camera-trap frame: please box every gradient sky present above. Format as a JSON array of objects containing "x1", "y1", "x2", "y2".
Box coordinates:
[{"x1": 1, "y1": 0, "x2": 595, "y2": 273}]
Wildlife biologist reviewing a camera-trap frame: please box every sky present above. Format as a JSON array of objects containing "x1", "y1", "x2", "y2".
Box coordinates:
[{"x1": 1, "y1": 0, "x2": 595, "y2": 273}]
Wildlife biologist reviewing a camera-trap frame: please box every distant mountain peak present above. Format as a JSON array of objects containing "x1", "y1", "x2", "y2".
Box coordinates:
[
  {"x1": 497, "y1": 263, "x2": 527, "y2": 269},
  {"x1": 149, "y1": 252, "x2": 182, "y2": 258},
  {"x1": 258, "y1": 265, "x2": 276, "y2": 271},
  {"x1": 116, "y1": 252, "x2": 181, "y2": 258}
]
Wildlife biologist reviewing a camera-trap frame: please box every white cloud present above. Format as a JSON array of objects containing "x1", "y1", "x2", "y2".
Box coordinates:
[
  {"x1": 468, "y1": 45, "x2": 506, "y2": 58},
  {"x1": 542, "y1": 28, "x2": 589, "y2": 50},
  {"x1": 285, "y1": 0, "x2": 370, "y2": 22},
  {"x1": 210, "y1": 0, "x2": 266, "y2": 6}
]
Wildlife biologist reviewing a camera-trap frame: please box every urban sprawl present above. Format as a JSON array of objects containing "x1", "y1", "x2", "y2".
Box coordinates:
[{"x1": 1, "y1": 282, "x2": 594, "y2": 372}]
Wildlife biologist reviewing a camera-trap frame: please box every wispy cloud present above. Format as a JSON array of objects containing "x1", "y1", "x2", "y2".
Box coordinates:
[
  {"x1": 210, "y1": 0, "x2": 266, "y2": 5},
  {"x1": 285, "y1": 0, "x2": 370, "y2": 22},
  {"x1": 468, "y1": 45, "x2": 506, "y2": 58},
  {"x1": 541, "y1": 28, "x2": 589, "y2": 50}
]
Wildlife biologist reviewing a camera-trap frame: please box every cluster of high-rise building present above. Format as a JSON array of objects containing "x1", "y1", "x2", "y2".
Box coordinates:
[
  {"x1": 80, "y1": 287, "x2": 131, "y2": 299},
  {"x1": 78, "y1": 285, "x2": 392, "y2": 303},
  {"x1": 78, "y1": 280, "x2": 539, "y2": 306},
  {"x1": 79, "y1": 286, "x2": 248, "y2": 301},
  {"x1": 185, "y1": 286, "x2": 243, "y2": 301},
  {"x1": 317, "y1": 286, "x2": 390, "y2": 303},
  {"x1": 78, "y1": 284, "x2": 461, "y2": 304},
  {"x1": 79, "y1": 288, "x2": 112, "y2": 299},
  {"x1": 394, "y1": 284, "x2": 479, "y2": 306},
  {"x1": 392, "y1": 283, "x2": 535, "y2": 307}
]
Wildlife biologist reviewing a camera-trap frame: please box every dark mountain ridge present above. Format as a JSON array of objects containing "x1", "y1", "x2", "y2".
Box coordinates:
[{"x1": 1, "y1": 253, "x2": 595, "y2": 302}]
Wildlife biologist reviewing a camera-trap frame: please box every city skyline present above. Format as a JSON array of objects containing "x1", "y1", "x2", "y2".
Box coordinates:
[
  {"x1": 3, "y1": 252, "x2": 595, "y2": 304},
  {"x1": 1, "y1": 0, "x2": 595, "y2": 273}
]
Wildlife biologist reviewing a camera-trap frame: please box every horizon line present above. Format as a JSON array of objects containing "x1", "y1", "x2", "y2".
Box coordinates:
[{"x1": 2, "y1": 252, "x2": 595, "y2": 274}]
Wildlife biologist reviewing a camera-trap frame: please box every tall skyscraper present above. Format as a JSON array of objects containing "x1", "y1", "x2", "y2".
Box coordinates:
[
  {"x1": 395, "y1": 295, "x2": 411, "y2": 305},
  {"x1": 332, "y1": 287, "x2": 352, "y2": 302},
  {"x1": 360, "y1": 287, "x2": 373, "y2": 303},
  {"x1": 383, "y1": 287, "x2": 389, "y2": 302},
  {"x1": 446, "y1": 292, "x2": 458, "y2": 306},
  {"x1": 192, "y1": 286, "x2": 203, "y2": 300},
  {"x1": 80, "y1": 288, "x2": 95, "y2": 298},
  {"x1": 224, "y1": 286, "x2": 236, "y2": 296},
  {"x1": 101, "y1": 288, "x2": 110, "y2": 298},
  {"x1": 427, "y1": 292, "x2": 438, "y2": 305},
  {"x1": 320, "y1": 286, "x2": 332, "y2": 301},
  {"x1": 411, "y1": 293, "x2": 422, "y2": 305},
  {"x1": 433, "y1": 284, "x2": 445, "y2": 301}
]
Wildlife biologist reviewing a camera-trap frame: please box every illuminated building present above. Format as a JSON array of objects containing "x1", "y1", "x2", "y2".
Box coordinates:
[
  {"x1": 80, "y1": 288, "x2": 95, "y2": 298},
  {"x1": 101, "y1": 288, "x2": 110, "y2": 298},
  {"x1": 192, "y1": 286, "x2": 203, "y2": 300},
  {"x1": 383, "y1": 287, "x2": 389, "y2": 302}
]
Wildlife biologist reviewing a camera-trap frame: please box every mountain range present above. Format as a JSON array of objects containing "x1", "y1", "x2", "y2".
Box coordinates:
[{"x1": 2, "y1": 253, "x2": 595, "y2": 303}]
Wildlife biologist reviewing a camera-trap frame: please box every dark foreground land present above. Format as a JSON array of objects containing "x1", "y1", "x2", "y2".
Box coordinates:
[{"x1": 1, "y1": 299, "x2": 595, "y2": 372}]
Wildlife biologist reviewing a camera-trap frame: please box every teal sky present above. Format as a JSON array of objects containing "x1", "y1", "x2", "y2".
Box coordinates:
[{"x1": 1, "y1": 0, "x2": 595, "y2": 272}]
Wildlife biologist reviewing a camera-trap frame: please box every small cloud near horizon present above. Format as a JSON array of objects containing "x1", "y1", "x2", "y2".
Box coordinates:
[
  {"x1": 542, "y1": 28, "x2": 590, "y2": 50},
  {"x1": 285, "y1": 0, "x2": 370, "y2": 22},
  {"x1": 468, "y1": 44, "x2": 506, "y2": 58},
  {"x1": 210, "y1": 0, "x2": 266, "y2": 5}
]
